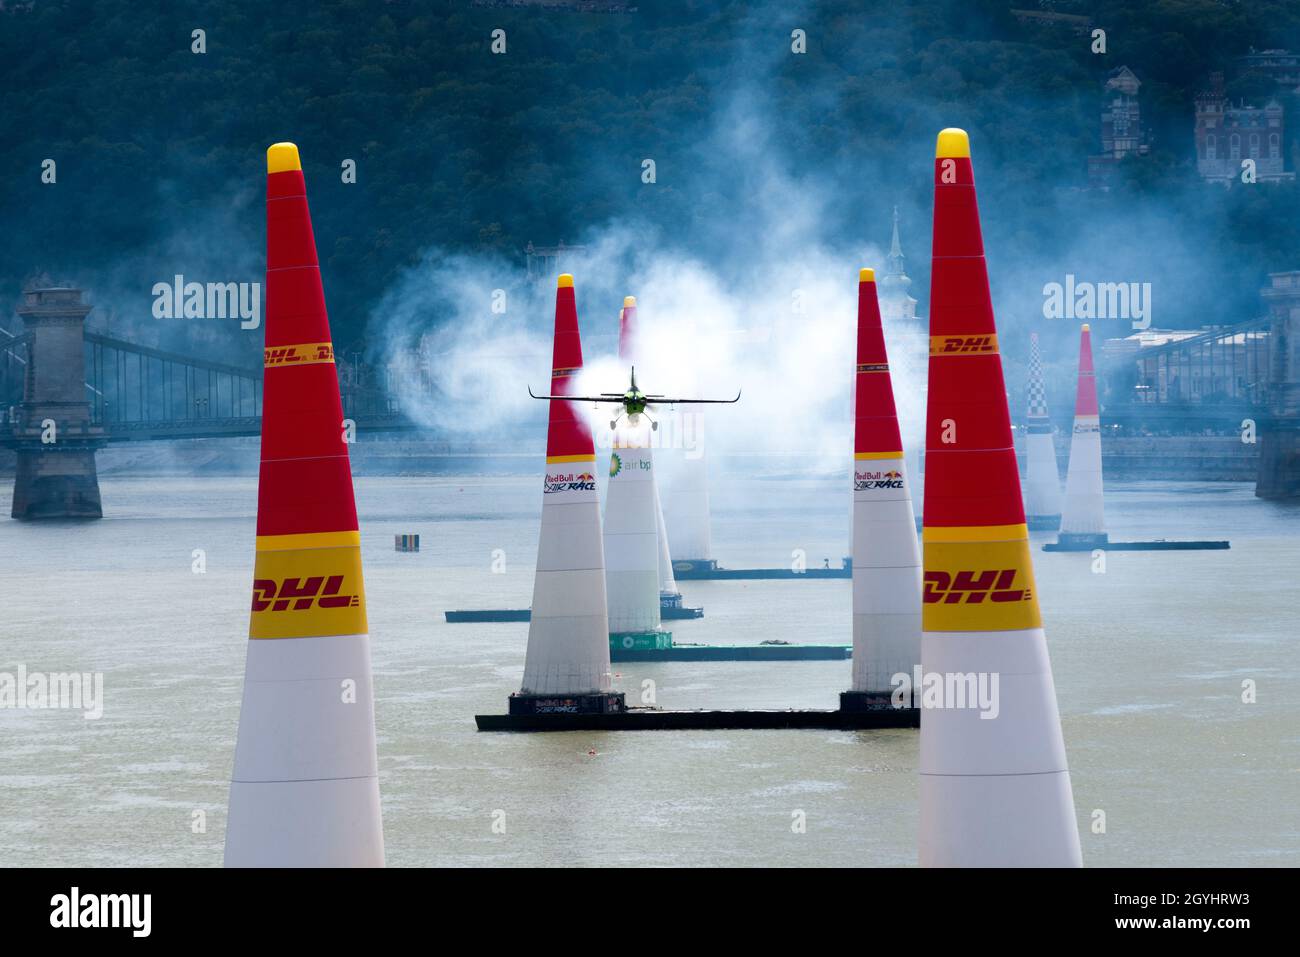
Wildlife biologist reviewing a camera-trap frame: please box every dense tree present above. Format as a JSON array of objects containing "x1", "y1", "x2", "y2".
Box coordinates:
[{"x1": 1, "y1": 0, "x2": 1297, "y2": 364}]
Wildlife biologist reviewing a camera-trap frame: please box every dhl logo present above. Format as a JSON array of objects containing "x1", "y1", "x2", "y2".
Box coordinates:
[
  {"x1": 552, "y1": 366, "x2": 580, "y2": 378},
  {"x1": 249, "y1": 543, "x2": 366, "y2": 639},
  {"x1": 924, "y1": 537, "x2": 1041, "y2": 631},
  {"x1": 922, "y1": 569, "x2": 1030, "y2": 605},
  {"x1": 264, "y1": 341, "x2": 334, "y2": 367},
  {"x1": 929, "y1": 334, "x2": 998, "y2": 356},
  {"x1": 857, "y1": 362, "x2": 889, "y2": 373},
  {"x1": 252, "y1": 575, "x2": 360, "y2": 612}
]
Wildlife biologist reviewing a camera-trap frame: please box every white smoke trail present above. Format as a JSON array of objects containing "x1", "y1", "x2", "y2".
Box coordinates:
[
  {"x1": 367, "y1": 224, "x2": 910, "y2": 475},
  {"x1": 365, "y1": 78, "x2": 920, "y2": 477}
]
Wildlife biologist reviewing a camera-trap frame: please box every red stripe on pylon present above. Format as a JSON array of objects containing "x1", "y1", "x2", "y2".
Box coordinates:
[
  {"x1": 924, "y1": 141, "x2": 1026, "y2": 529},
  {"x1": 256, "y1": 154, "x2": 358, "y2": 538},
  {"x1": 618, "y1": 302, "x2": 637, "y2": 363},
  {"x1": 1074, "y1": 325, "x2": 1099, "y2": 416},
  {"x1": 545, "y1": 280, "x2": 596, "y2": 459},
  {"x1": 854, "y1": 276, "x2": 903, "y2": 456},
  {"x1": 257, "y1": 457, "x2": 358, "y2": 536}
]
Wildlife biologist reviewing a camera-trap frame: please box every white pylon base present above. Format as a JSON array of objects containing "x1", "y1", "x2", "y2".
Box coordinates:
[
  {"x1": 850, "y1": 607, "x2": 921, "y2": 696},
  {"x1": 604, "y1": 438, "x2": 663, "y2": 636},
  {"x1": 919, "y1": 769, "x2": 1080, "y2": 867},
  {"x1": 850, "y1": 460, "x2": 922, "y2": 695},
  {"x1": 667, "y1": 422, "x2": 712, "y2": 562},
  {"x1": 1060, "y1": 420, "x2": 1105, "y2": 538},
  {"x1": 653, "y1": 481, "x2": 679, "y2": 600},
  {"x1": 526, "y1": 567, "x2": 609, "y2": 694},
  {"x1": 523, "y1": 480, "x2": 612, "y2": 696},
  {"x1": 226, "y1": 777, "x2": 384, "y2": 868},
  {"x1": 1024, "y1": 432, "x2": 1063, "y2": 525},
  {"x1": 226, "y1": 633, "x2": 384, "y2": 867},
  {"x1": 919, "y1": 628, "x2": 1081, "y2": 867}
]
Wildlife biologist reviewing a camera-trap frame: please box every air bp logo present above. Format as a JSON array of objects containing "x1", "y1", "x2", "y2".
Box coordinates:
[{"x1": 609, "y1": 453, "x2": 623, "y2": 478}]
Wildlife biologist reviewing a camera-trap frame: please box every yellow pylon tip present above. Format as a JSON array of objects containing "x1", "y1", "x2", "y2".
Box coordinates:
[{"x1": 267, "y1": 142, "x2": 302, "y2": 174}]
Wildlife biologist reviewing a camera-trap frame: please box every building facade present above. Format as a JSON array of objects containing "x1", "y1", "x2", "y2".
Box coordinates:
[
  {"x1": 1195, "y1": 73, "x2": 1292, "y2": 183},
  {"x1": 1088, "y1": 67, "x2": 1151, "y2": 185}
]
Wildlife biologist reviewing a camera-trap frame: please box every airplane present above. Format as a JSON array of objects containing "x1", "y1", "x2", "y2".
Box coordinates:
[{"x1": 529, "y1": 366, "x2": 740, "y2": 431}]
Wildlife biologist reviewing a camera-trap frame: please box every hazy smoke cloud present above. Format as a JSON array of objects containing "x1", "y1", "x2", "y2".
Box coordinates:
[
  {"x1": 367, "y1": 2, "x2": 1289, "y2": 462},
  {"x1": 368, "y1": 91, "x2": 904, "y2": 475}
]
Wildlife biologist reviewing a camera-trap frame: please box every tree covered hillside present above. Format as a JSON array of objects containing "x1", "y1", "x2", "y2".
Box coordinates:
[{"x1": 2, "y1": 0, "x2": 1298, "y2": 355}]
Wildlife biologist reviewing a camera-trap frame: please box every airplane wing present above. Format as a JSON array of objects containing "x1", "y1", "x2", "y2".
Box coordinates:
[
  {"x1": 528, "y1": 386, "x2": 625, "y2": 403},
  {"x1": 646, "y1": 390, "x2": 741, "y2": 405}
]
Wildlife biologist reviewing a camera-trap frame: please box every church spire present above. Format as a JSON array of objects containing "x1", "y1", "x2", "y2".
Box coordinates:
[
  {"x1": 878, "y1": 206, "x2": 917, "y2": 322},
  {"x1": 888, "y1": 205, "x2": 904, "y2": 271}
]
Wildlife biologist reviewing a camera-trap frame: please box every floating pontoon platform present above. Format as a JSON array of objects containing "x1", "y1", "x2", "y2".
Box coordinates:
[
  {"x1": 1043, "y1": 539, "x2": 1229, "y2": 552},
  {"x1": 672, "y1": 558, "x2": 852, "y2": 580},
  {"x1": 612, "y1": 643, "x2": 850, "y2": 662},
  {"x1": 446, "y1": 603, "x2": 704, "y2": 623},
  {"x1": 1026, "y1": 516, "x2": 1062, "y2": 532},
  {"x1": 475, "y1": 706, "x2": 918, "y2": 732}
]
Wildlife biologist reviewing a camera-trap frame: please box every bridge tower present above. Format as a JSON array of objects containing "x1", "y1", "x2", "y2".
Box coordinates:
[
  {"x1": 9, "y1": 285, "x2": 105, "y2": 519},
  {"x1": 1258, "y1": 272, "x2": 1300, "y2": 499}
]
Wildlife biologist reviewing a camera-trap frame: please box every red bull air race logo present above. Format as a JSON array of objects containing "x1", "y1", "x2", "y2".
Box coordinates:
[
  {"x1": 855, "y1": 468, "x2": 905, "y2": 491},
  {"x1": 544, "y1": 471, "x2": 597, "y2": 494}
]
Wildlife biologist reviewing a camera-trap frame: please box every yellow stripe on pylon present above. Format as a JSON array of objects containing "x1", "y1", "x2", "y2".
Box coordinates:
[
  {"x1": 256, "y1": 530, "x2": 361, "y2": 551},
  {"x1": 267, "y1": 142, "x2": 303, "y2": 173},
  {"x1": 249, "y1": 545, "x2": 367, "y2": 639},
  {"x1": 923, "y1": 523, "x2": 1028, "y2": 543},
  {"x1": 929, "y1": 334, "x2": 999, "y2": 356},
  {"x1": 936, "y1": 128, "x2": 971, "y2": 158},
  {"x1": 923, "y1": 533, "x2": 1041, "y2": 632},
  {"x1": 547, "y1": 454, "x2": 597, "y2": 464},
  {"x1": 855, "y1": 450, "x2": 904, "y2": 460},
  {"x1": 264, "y1": 342, "x2": 334, "y2": 368}
]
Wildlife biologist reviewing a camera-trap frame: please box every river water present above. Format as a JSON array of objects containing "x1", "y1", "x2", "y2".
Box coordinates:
[{"x1": 0, "y1": 470, "x2": 1296, "y2": 866}]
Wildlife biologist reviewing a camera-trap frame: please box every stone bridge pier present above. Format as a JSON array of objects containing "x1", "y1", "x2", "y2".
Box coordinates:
[
  {"x1": 1258, "y1": 272, "x2": 1300, "y2": 499},
  {"x1": 9, "y1": 286, "x2": 104, "y2": 519}
]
